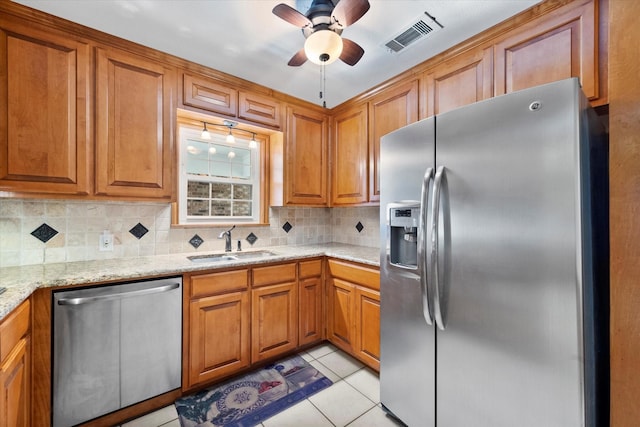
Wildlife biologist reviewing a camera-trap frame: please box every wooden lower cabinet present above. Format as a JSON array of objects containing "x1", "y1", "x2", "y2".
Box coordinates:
[
  {"x1": 326, "y1": 259, "x2": 380, "y2": 370},
  {"x1": 327, "y1": 277, "x2": 356, "y2": 353},
  {"x1": 354, "y1": 286, "x2": 380, "y2": 371},
  {"x1": 298, "y1": 259, "x2": 324, "y2": 346},
  {"x1": 251, "y1": 263, "x2": 298, "y2": 362},
  {"x1": 0, "y1": 299, "x2": 30, "y2": 427},
  {"x1": 185, "y1": 269, "x2": 250, "y2": 388}
]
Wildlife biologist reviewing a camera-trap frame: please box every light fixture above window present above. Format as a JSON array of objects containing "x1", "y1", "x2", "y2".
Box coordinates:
[{"x1": 199, "y1": 120, "x2": 258, "y2": 148}]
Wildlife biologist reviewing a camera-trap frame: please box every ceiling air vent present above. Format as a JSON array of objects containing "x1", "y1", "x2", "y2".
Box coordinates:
[{"x1": 384, "y1": 12, "x2": 443, "y2": 54}]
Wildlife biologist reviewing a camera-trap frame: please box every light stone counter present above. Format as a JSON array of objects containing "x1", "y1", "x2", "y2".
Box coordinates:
[{"x1": 0, "y1": 243, "x2": 380, "y2": 320}]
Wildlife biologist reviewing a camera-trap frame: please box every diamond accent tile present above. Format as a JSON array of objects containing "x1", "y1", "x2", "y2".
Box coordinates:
[
  {"x1": 355, "y1": 221, "x2": 364, "y2": 233},
  {"x1": 246, "y1": 232, "x2": 258, "y2": 245},
  {"x1": 129, "y1": 223, "x2": 149, "y2": 239},
  {"x1": 31, "y1": 223, "x2": 58, "y2": 243},
  {"x1": 282, "y1": 221, "x2": 293, "y2": 233},
  {"x1": 189, "y1": 234, "x2": 204, "y2": 249}
]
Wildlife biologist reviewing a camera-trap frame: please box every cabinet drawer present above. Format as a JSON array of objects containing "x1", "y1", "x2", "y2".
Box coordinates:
[
  {"x1": 327, "y1": 259, "x2": 379, "y2": 291},
  {"x1": 190, "y1": 269, "x2": 248, "y2": 298},
  {"x1": 0, "y1": 299, "x2": 30, "y2": 362},
  {"x1": 238, "y1": 91, "x2": 281, "y2": 128},
  {"x1": 252, "y1": 263, "x2": 296, "y2": 287},
  {"x1": 299, "y1": 259, "x2": 322, "y2": 279},
  {"x1": 182, "y1": 73, "x2": 237, "y2": 117}
]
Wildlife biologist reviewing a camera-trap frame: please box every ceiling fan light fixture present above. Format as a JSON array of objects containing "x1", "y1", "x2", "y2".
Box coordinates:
[{"x1": 304, "y1": 30, "x2": 343, "y2": 65}]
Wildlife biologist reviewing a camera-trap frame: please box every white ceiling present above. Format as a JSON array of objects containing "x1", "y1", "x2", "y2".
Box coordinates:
[{"x1": 13, "y1": 0, "x2": 540, "y2": 108}]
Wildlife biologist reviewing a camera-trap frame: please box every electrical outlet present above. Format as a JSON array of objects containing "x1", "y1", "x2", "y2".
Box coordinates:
[{"x1": 99, "y1": 230, "x2": 114, "y2": 252}]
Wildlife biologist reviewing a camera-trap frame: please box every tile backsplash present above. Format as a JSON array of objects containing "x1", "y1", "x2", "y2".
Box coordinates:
[{"x1": 0, "y1": 199, "x2": 380, "y2": 267}]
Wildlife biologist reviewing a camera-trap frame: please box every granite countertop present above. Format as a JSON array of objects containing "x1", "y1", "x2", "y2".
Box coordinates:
[{"x1": 0, "y1": 243, "x2": 380, "y2": 320}]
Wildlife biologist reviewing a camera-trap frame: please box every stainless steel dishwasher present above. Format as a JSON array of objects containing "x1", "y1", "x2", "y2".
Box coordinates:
[{"x1": 52, "y1": 276, "x2": 182, "y2": 427}]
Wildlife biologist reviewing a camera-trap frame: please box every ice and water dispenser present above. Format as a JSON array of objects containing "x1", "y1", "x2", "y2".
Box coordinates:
[{"x1": 388, "y1": 203, "x2": 419, "y2": 268}]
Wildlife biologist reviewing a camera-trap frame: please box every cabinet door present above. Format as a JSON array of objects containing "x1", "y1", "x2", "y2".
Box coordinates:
[
  {"x1": 331, "y1": 104, "x2": 369, "y2": 205},
  {"x1": 239, "y1": 91, "x2": 281, "y2": 129},
  {"x1": 182, "y1": 72, "x2": 237, "y2": 117},
  {"x1": 95, "y1": 47, "x2": 175, "y2": 198},
  {"x1": 284, "y1": 106, "x2": 329, "y2": 206},
  {"x1": 251, "y1": 282, "x2": 298, "y2": 362},
  {"x1": 354, "y1": 286, "x2": 380, "y2": 371},
  {"x1": 0, "y1": 338, "x2": 30, "y2": 427},
  {"x1": 188, "y1": 291, "x2": 250, "y2": 387},
  {"x1": 0, "y1": 19, "x2": 91, "y2": 195},
  {"x1": 422, "y1": 47, "x2": 493, "y2": 118},
  {"x1": 369, "y1": 80, "x2": 418, "y2": 203},
  {"x1": 327, "y1": 277, "x2": 355, "y2": 353},
  {"x1": 494, "y1": 0, "x2": 599, "y2": 100}
]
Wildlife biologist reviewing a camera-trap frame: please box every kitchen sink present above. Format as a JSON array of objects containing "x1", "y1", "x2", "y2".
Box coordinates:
[{"x1": 187, "y1": 250, "x2": 276, "y2": 263}]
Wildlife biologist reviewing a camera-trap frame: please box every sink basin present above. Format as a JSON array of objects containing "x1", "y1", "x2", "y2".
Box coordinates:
[{"x1": 187, "y1": 250, "x2": 276, "y2": 263}]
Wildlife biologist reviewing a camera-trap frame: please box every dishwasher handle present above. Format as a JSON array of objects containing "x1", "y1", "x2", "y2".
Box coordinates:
[{"x1": 57, "y1": 282, "x2": 180, "y2": 306}]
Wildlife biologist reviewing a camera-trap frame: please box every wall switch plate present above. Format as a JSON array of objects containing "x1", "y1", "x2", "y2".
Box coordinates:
[{"x1": 99, "y1": 230, "x2": 114, "y2": 252}]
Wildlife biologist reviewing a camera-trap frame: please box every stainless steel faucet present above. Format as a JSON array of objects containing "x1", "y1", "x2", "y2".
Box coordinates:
[{"x1": 218, "y1": 225, "x2": 236, "y2": 252}]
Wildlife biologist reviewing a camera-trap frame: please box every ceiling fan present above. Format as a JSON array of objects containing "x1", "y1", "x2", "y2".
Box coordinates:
[{"x1": 272, "y1": 0, "x2": 370, "y2": 67}]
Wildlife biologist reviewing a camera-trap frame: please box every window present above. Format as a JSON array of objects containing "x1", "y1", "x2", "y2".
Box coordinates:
[{"x1": 178, "y1": 125, "x2": 264, "y2": 224}]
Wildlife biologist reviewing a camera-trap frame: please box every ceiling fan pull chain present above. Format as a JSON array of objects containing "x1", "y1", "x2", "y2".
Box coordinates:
[{"x1": 321, "y1": 62, "x2": 327, "y2": 108}]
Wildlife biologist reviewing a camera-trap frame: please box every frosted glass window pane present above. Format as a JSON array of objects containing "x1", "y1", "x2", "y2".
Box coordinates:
[
  {"x1": 211, "y1": 200, "x2": 231, "y2": 216},
  {"x1": 211, "y1": 183, "x2": 232, "y2": 199},
  {"x1": 233, "y1": 184, "x2": 252, "y2": 200},
  {"x1": 187, "y1": 199, "x2": 209, "y2": 216},
  {"x1": 233, "y1": 201, "x2": 252, "y2": 216},
  {"x1": 187, "y1": 181, "x2": 210, "y2": 198}
]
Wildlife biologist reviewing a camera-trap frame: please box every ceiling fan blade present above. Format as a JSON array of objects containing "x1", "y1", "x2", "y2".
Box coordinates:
[
  {"x1": 332, "y1": 0, "x2": 370, "y2": 27},
  {"x1": 288, "y1": 49, "x2": 308, "y2": 67},
  {"x1": 272, "y1": 3, "x2": 312, "y2": 28},
  {"x1": 340, "y1": 38, "x2": 365, "y2": 66}
]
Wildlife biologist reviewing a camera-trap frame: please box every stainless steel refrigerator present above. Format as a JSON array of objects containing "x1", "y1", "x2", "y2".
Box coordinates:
[{"x1": 379, "y1": 78, "x2": 608, "y2": 427}]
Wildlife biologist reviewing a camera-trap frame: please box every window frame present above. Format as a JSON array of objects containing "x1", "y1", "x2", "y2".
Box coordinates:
[{"x1": 176, "y1": 121, "x2": 269, "y2": 226}]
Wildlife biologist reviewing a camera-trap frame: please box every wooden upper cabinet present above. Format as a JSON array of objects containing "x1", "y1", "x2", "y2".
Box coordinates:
[
  {"x1": 0, "y1": 19, "x2": 92, "y2": 195},
  {"x1": 239, "y1": 91, "x2": 282, "y2": 129},
  {"x1": 95, "y1": 47, "x2": 176, "y2": 199},
  {"x1": 331, "y1": 104, "x2": 369, "y2": 205},
  {"x1": 369, "y1": 80, "x2": 419, "y2": 203},
  {"x1": 284, "y1": 106, "x2": 329, "y2": 206},
  {"x1": 494, "y1": 0, "x2": 599, "y2": 101},
  {"x1": 422, "y1": 47, "x2": 493, "y2": 118},
  {"x1": 181, "y1": 72, "x2": 237, "y2": 118}
]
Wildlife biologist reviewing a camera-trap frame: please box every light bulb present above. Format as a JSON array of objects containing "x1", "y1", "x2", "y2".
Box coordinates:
[
  {"x1": 249, "y1": 134, "x2": 257, "y2": 149},
  {"x1": 304, "y1": 30, "x2": 343, "y2": 65},
  {"x1": 186, "y1": 145, "x2": 200, "y2": 155},
  {"x1": 227, "y1": 151, "x2": 236, "y2": 159},
  {"x1": 208, "y1": 146, "x2": 217, "y2": 154},
  {"x1": 226, "y1": 129, "x2": 235, "y2": 143},
  {"x1": 201, "y1": 123, "x2": 211, "y2": 140}
]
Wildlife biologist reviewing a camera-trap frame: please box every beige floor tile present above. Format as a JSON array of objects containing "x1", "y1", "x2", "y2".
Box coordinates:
[
  {"x1": 316, "y1": 350, "x2": 364, "y2": 378},
  {"x1": 347, "y1": 405, "x2": 406, "y2": 427},
  {"x1": 308, "y1": 381, "x2": 376, "y2": 426},
  {"x1": 262, "y1": 399, "x2": 333, "y2": 427},
  {"x1": 122, "y1": 405, "x2": 177, "y2": 427},
  {"x1": 309, "y1": 359, "x2": 341, "y2": 383},
  {"x1": 306, "y1": 342, "x2": 338, "y2": 359},
  {"x1": 345, "y1": 368, "x2": 380, "y2": 403}
]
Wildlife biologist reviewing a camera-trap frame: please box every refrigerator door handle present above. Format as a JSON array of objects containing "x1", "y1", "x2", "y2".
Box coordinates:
[
  {"x1": 431, "y1": 165, "x2": 446, "y2": 331},
  {"x1": 418, "y1": 167, "x2": 434, "y2": 326}
]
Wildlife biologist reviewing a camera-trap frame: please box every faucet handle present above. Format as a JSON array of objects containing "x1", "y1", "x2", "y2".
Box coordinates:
[{"x1": 237, "y1": 240, "x2": 242, "y2": 251}]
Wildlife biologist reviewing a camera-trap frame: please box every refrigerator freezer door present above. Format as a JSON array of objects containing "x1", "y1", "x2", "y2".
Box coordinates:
[
  {"x1": 434, "y1": 79, "x2": 585, "y2": 426},
  {"x1": 380, "y1": 117, "x2": 436, "y2": 427}
]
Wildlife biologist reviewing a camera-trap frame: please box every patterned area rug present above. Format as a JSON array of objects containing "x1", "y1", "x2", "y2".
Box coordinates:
[{"x1": 175, "y1": 354, "x2": 333, "y2": 427}]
